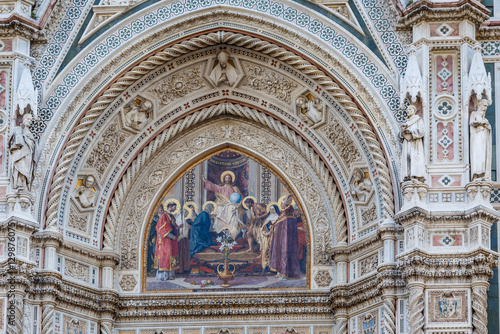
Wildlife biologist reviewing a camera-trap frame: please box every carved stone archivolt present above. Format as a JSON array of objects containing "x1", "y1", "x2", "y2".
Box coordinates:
[{"x1": 40, "y1": 28, "x2": 397, "y2": 236}]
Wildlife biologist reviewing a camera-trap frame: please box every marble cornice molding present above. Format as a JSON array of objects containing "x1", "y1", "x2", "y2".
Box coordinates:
[
  {"x1": 32, "y1": 239, "x2": 121, "y2": 266},
  {"x1": 397, "y1": 0, "x2": 490, "y2": 29},
  {"x1": 330, "y1": 274, "x2": 381, "y2": 309},
  {"x1": 0, "y1": 215, "x2": 39, "y2": 232},
  {"x1": 394, "y1": 204, "x2": 500, "y2": 226},
  {"x1": 398, "y1": 249, "x2": 498, "y2": 282},
  {"x1": 0, "y1": 18, "x2": 46, "y2": 41},
  {"x1": 331, "y1": 230, "x2": 397, "y2": 261},
  {"x1": 116, "y1": 291, "x2": 332, "y2": 321},
  {"x1": 32, "y1": 230, "x2": 63, "y2": 248}
]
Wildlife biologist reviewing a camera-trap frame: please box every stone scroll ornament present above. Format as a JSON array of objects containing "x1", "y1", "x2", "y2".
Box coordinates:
[
  {"x1": 400, "y1": 104, "x2": 425, "y2": 182},
  {"x1": 469, "y1": 99, "x2": 492, "y2": 181}
]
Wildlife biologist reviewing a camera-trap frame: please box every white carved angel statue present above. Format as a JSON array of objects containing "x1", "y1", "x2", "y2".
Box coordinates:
[
  {"x1": 470, "y1": 99, "x2": 492, "y2": 181},
  {"x1": 400, "y1": 105, "x2": 425, "y2": 182}
]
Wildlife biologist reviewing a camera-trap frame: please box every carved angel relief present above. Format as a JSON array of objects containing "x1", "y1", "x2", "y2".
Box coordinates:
[
  {"x1": 295, "y1": 93, "x2": 324, "y2": 126},
  {"x1": 123, "y1": 97, "x2": 153, "y2": 130}
]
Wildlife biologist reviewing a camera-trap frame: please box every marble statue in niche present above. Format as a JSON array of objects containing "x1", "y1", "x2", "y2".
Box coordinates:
[
  {"x1": 210, "y1": 51, "x2": 238, "y2": 87},
  {"x1": 400, "y1": 104, "x2": 426, "y2": 182},
  {"x1": 469, "y1": 98, "x2": 492, "y2": 181},
  {"x1": 296, "y1": 94, "x2": 323, "y2": 126},
  {"x1": 74, "y1": 175, "x2": 96, "y2": 208},
  {"x1": 124, "y1": 99, "x2": 153, "y2": 129},
  {"x1": 350, "y1": 169, "x2": 372, "y2": 202},
  {"x1": 8, "y1": 113, "x2": 36, "y2": 190}
]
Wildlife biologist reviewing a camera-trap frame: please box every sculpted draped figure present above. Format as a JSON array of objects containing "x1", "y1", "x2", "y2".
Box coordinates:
[
  {"x1": 400, "y1": 105, "x2": 426, "y2": 182},
  {"x1": 470, "y1": 99, "x2": 492, "y2": 181},
  {"x1": 8, "y1": 114, "x2": 36, "y2": 190},
  {"x1": 210, "y1": 51, "x2": 238, "y2": 87}
]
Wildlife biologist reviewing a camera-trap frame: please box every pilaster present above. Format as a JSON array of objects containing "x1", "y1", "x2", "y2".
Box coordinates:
[{"x1": 398, "y1": 1, "x2": 498, "y2": 333}]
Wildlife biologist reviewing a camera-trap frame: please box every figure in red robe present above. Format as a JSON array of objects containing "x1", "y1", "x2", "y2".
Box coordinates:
[
  {"x1": 154, "y1": 202, "x2": 180, "y2": 280},
  {"x1": 268, "y1": 195, "x2": 300, "y2": 279}
]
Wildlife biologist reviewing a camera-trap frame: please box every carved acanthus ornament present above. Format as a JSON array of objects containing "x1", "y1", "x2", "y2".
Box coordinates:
[
  {"x1": 242, "y1": 63, "x2": 298, "y2": 103},
  {"x1": 322, "y1": 119, "x2": 360, "y2": 168},
  {"x1": 86, "y1": 122, "x2": 128, "y2": 175},
  {"x1": 150, "y1": 65, "x2": 206, "y2": 106}
]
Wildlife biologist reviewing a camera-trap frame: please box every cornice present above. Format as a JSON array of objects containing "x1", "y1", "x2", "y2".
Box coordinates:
[
  {"x1": 394, "y1": 204, "x2": 500, "y2": 225},
  {"x1": 397, "y1": 249, "x2": 498, "y2": 282},
  {"x1": 0, "y1": 214, "x2": 39, "y2": 232},
  {"x1": 0, "y1": 19, "x2": 45, "y2": 41},
  {"x1": 397, "y1": 0, "x2": 490, "y2": 29}
]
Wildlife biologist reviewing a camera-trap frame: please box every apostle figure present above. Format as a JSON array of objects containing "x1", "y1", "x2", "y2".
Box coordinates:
[
  {"x1": 9, "y1": 113, "x2": 36, "y2": 190},
  {"x1": 189, "y1": 202, "x2": 217, "y2": 257},
  {"x1": 400, "y1": 104, "x2": 426, "y2": 182},
  {"x1": 154, "y1": 201, "x2": 181, "y2": 281},
  {"x1": 268, "y1": 195, "x2": 300, "y2": 280},
  {"x1": 209, "y1": 51, "x2": 238, "y2": 87},
  {"x1": 242, "y1": 197, "x2": 267, "y2": 253},
  {"x1": 470, "y1": 99, "x2": 492, "y2": 181},
  {"x1": 74, "y1": 175, "x2": 96, "y2": 208},
  {"x1": 202, "y1": 171, "x2": 245, "y2": 238}
]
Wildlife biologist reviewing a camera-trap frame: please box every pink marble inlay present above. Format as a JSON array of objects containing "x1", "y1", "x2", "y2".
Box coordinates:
[
  {"x1": 436, "y1": 55, "x2": 453, "y2": 94},
  {"x1": 432, "y1": 235, "x2": 462, "y2": 246},
  {"x1": 436, "y1": 122, "x2": 454, "y2": 161},
  {"x1": 0, "y1": 70, "x2": 7, "y2": 108}
]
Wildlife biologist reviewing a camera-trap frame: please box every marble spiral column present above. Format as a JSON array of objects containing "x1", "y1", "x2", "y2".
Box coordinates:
[
  {"x1": 41, "y1": 299, "x2": 55, "y2": 334},
  {"x1": 472, "y1": 281, "x2": 489, "y2": 334},
  {"x1": 408, "y1": 283, "x2": 424, "y2": 334}
]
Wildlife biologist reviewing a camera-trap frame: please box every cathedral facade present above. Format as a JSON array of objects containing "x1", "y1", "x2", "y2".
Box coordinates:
[{"x1": 1, "y1": 0, "x2": 500, "y2": 333}]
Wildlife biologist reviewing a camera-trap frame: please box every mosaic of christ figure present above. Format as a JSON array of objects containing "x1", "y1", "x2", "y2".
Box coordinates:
[{"x1": 143, "y1": 149, "x2": 308, "y2": 292}]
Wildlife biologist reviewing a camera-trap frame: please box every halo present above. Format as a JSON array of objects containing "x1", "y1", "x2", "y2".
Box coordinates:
[
  {"x1": 278, "y1": 194, "x2": 296, "y2": 209},
  {"x1": 266, "y1": 201, "x2": 279, "y2": 213},
  {"x1": 202, "y1": 201, "x2": 217, "y2": 213},
  {"x1": 183, "y1": 201, "x2": 198, "y2": 220},
  {"x1": 242, "y1": 196, "x2": 257, "y2": 210},
  {"x1": 220, "y1": 170, "x2": 236, "y2": 183},
  {"x1": 163, "y1": 198, "x2": 181, "y2": 215}
]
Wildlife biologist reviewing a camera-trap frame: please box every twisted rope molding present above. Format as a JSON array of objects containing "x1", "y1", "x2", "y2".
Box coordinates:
[
  {"x1": 41, "y1": 304, "x2": 54, "y2": 334},
  {"x1": 382, "y1": 298, "x2": 396, "y2": 334},
  {"x1": 408, "y1": 286, "x2": 424, "y2": 334},
  {"x1": 472, "y1": 285, "x2": 488, "y2": 334},
  {"x1": 45, "y1": 31, "x2": 395, "y2": 240},
  {"x1": 104, "y1": 102, "x2": 344, "y2": 254}
]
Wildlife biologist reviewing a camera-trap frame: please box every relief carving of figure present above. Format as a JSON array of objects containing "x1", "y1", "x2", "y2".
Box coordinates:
[
  {"x1": 8, "y1": 114, "x2": 36, "y2": 190},
  {"x1": 350, "y1": 168, "x2": 372, "y2": 202},
  {"x1": 74, "y1": 175, "x2": 96, "y2": 208},
  {"x1": 296, "y1": 95, "x2": 323, "y2": 125},
  {"x1": 125, "y1": 99, "x2": 153, "y2": 129},
  {"x1": 210, "y1": 51, "x2": 238, "y2": 87},
  {"x1": 400, "y1": 105, "x2": 426, "y2": 182},
  {"x1": 470, "y1": 99, "x2": 492, "y2": 181}
]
